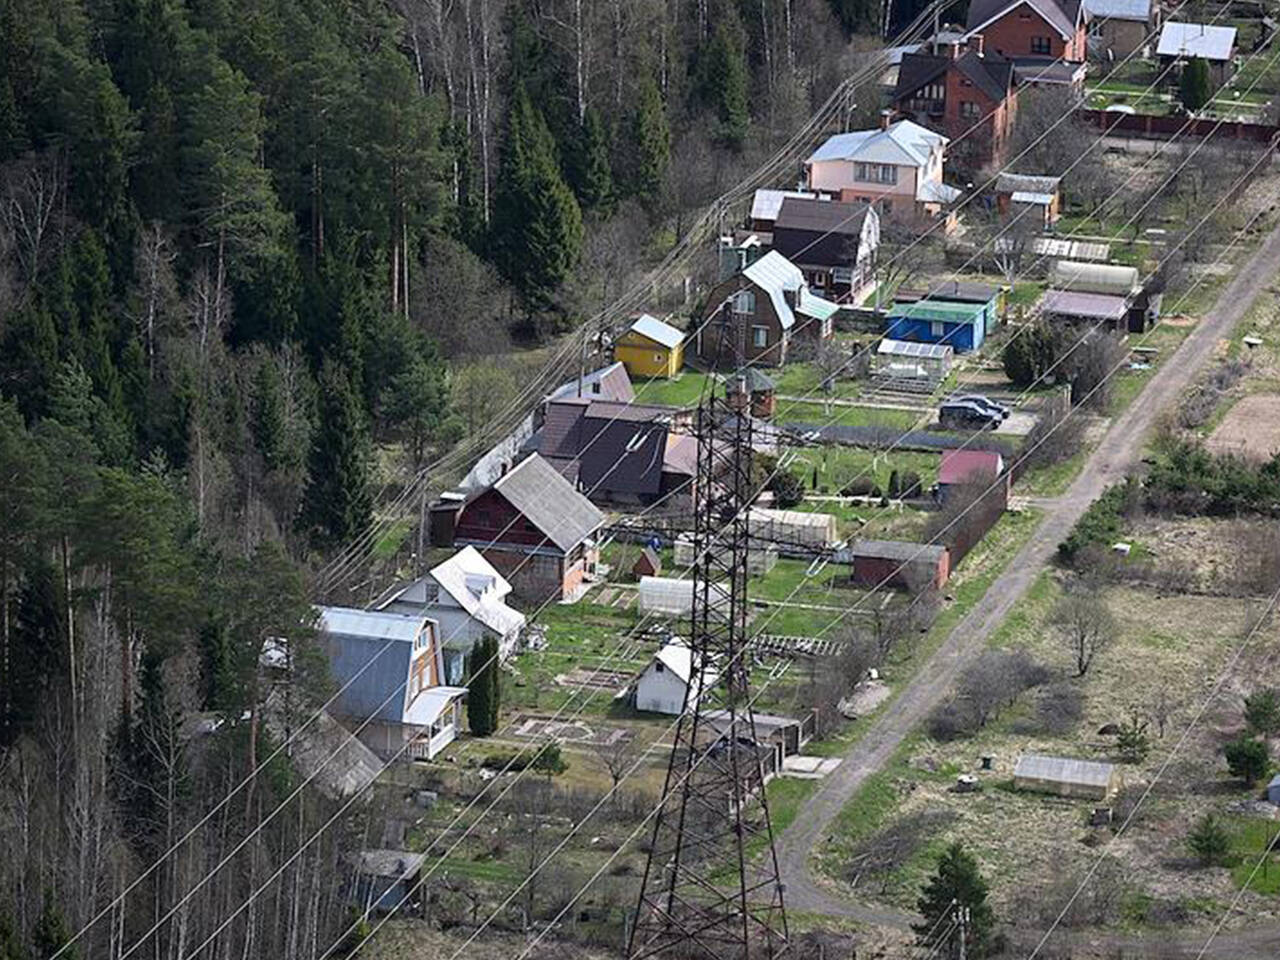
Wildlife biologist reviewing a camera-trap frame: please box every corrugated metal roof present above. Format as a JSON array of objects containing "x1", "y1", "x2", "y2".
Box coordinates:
[
  {"x1": 878, "y1": 338, "x2": 954, "y2": 360},
  {"x1": 427, "y1": 547, "x2": 525, "y2": 639},
  {"x1": 996, "y1": 173, "x2": 1062, "y2": 194},
  {"x1": 806, "y1": 120, "x2": 947, "y2": 168},
  {"x1": 850, "y1": 539, "x2": 948, "y2": 563},
  {"x1": 1043, "y1": 289, "x2": 1129, "y2": 320},
  {"x1": 493, "y1": 453, "x2": 605, "y2": 552},
  {"x1": 939, "y1": 449, "x2": 1004, "y2": 485},
  {"x1": 1085, "y1": 0, "x2": 1151, "y2": 20},
  {"x1": 1014, "y1": 753, "x2": 1116, "y2": 788},
  {"x1": 797, "y1": 289, "x2": 840, "y2": 321},
  {"x1": 889, "y1": 299, "x2": 986, "y2": 324},
  {"x1": 629, "y1": 314, "x2": 685, "y2": 349},
  {"x1": 402, "y1": 685, "x2": 468, "y2": 726},
  {"x1": 751, "y1": 188, "x2": 822, "y2": 222},
  {"x1": 742, "y1": 250, "x2": 806, "y2": 331},
  {"x1": 915, "y1": 179, "x2": 963, "y2": 205},
  {"x1": 1011, "y1": 191, "x2": 1056, "y2": 205},
  {"x1": 318, "y1": 606, "x2": 426, "y2": 644},
  {"x1": 1157, "y1": 21, "x2": 1237, "y2": 60}
]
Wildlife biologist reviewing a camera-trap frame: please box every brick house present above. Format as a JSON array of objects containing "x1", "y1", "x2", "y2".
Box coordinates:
[
  {"x1": 964, "y1": 0, "x2": 1089, "y2": 61},
  {"x1": 893, "y1": 38, "x2": 1019, "y2": 173},
  {"x1": 450, "y1": 453, "x2": 604, "y2": 603},
  {"x1": 695, "y1": 250, "x2": 839, "y2": 369}
]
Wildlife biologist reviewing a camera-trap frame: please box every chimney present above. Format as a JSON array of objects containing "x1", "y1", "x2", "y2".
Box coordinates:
[
  {"x1": 971, "y1": 33, "x2": 985, "y2": 56},
  {"x1": 947, "y1": 40, "x2": 962, "y2": 60},
  {"x1": 879, "y1": 108, "x2": 893, "y2": 130}
]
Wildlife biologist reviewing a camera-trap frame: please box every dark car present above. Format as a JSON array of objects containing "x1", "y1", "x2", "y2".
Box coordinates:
[
  {"x1": 948, "y1": 394, "x2": 1010, "y2": 420},
  {"x1": 938, "y1": 400, "x2": 1001, "y2": 431}
]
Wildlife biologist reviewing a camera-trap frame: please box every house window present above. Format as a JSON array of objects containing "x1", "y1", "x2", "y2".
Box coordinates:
[
  {"x1": 752, "y1": 326, "x2": 769, "y2": 348},
  {"x1": 732, "y1": 290, "x2": 756, "y2": 315},
  {"x1": 655, "y1": 661, "x2": 665, "y2": 673},
  {"x1": 1031, "y1": 36, "x2": 1051, "y2": 54},
  {"x1": 960, "y1": 101, "x2": 980, "y2": 119},
  {"x1": 654, "y1": 352, "x2": 663, "y2": 362},
  {"x1": 921, "y1": 82, "x2": 944, "y2": 101},
  {"x1": 591, "y1": 380, "x2": 601, "y2": 394},
  {"x1": 930, "y1": 321, "x2": 945, "y2": 338},
  {"x1": 876, "y1": 164, "x2": 898, "y2": 184},
  {"x1": 855, "y1": 162, "x2": 872, "y2": 182}
]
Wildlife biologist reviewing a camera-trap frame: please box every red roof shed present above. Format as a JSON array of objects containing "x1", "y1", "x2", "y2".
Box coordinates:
[{"x1": 939, "y1": 449, "x2": 1004, "y2": 486}]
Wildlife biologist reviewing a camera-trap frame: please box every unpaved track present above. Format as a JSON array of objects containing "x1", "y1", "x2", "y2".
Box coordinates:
[{"x1": 775, "y1": 213, "x2": 1280, "y2": 958}]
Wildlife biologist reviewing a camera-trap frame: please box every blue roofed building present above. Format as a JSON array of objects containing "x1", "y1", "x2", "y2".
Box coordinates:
[
  {"x1": 317, "y1": 606, "x2": 469, "y2": 761},
  {"x1": 885, "y1": 298, "x2": 988, "y2": 353}
]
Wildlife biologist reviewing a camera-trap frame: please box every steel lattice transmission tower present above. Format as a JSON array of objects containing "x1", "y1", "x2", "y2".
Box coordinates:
[{"x1": 628, "y1": 394, "x2": 788, "y2": 960}]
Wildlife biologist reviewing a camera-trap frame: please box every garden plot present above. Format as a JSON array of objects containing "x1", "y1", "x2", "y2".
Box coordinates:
[
  {"x1": 554, "y1": 666, "x2": 635, "y2": 693},
  {"x1": 820, "y1": 576, "x2": 1280, "y2": 930},
  {"x1": 1207, "y1": 393, "x2": 1280, "y2": 458},
  {"x1": 510, "y1": 715, "x2": 633, "y2": 746}
]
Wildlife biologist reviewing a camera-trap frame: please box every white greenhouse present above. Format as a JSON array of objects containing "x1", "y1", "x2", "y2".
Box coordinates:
[
  {"x1": 748, "y1": 507, "x2": 839, "y2": 551},
  {"x1": 637, "y1": 577, "x2": 730, "y2": 617},
  {"x1": 1047, "y1": 260, "x2": 1140, "y2": 298},
  {"x1": 674, "y1": 534, "x2": 778, "y2": 574}
]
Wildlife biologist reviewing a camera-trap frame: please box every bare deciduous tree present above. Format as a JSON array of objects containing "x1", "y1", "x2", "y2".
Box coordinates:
[
  {"x1": 591, "y1": 734, "x2": 641, "y2": 801},
  {"x1": 1051, "y1": 589, "x2": 1116, "y2": 677}
]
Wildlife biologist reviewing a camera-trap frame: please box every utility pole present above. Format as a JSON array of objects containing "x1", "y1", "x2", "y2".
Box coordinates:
[{"x1": 957, "y1": 905, "x2": 969, "y2": 960}]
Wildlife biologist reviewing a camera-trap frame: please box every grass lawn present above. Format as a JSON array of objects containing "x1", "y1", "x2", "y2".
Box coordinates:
[
  {"x1": 780, "y1": 401, "x2": 926, "y2": 432},
  {"x1": 1016, "y1": 448, "x2": 1089, "y2": 497},
  {"x1": 634, "y1": 371, "x2": 719, "y2": 407},
  {"x1": 773, "y1": 362, "x2": 863, "y2": 400},
  {"x1": 372, "y1": 517, "x2": 413, "y2": 560},
  {"x1": 1229, "y1": 818, "x2": 1280, "y2": 895},
  {"x1": 785, "y1": 444, "x2": 940, "y2": 495}
]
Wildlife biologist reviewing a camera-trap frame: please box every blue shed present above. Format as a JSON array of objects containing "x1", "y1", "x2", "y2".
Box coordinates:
[
  {"x1": 885, "y1": 299, "x2": 987, "y2": 353},
  {"x1": 897, "y1": 281, "x2": 1003, "y2": 336}
]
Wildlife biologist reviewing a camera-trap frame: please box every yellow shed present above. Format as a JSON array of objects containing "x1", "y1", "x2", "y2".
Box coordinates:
[{"x1": 614, "y1": 314, "x2": 685, "y2": 379}]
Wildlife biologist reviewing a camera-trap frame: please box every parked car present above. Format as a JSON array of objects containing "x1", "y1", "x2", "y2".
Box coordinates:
[
  {"x1": 947, "y1": 394, "x2": 1010, "y2": 420},
  {"x1": 938, "y1": 400, "x2": 1002, "y2": 430}
]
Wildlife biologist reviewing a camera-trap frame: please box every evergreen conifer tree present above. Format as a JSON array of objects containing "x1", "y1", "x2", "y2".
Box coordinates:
[
  {"x1": 1179, "y1": 57, "x2": 1212, "y2": 112},
  {"x1": 491, "y1": 85, "x2": 584, "y2": 315},
  {"x1": 914, "y1": 842, "x2": 996, "y2": 958},
  {"x1": 467, "y1": 634, "x2": 500, "y2": 736},
  {"x1": 629, "y1": 74, "x2": 671, "y2": 201},
  {"x1": 576, "y1": 108, "x2": 615, "y2": 215},
  {"x1": 0, "y1": 907, "x2": 25, "y2": 960},
  {"x1": 701, "y1": 23, "x2": 750, "y2": 150},
  {"x1": 299, "y1": 360, "x2": 372, "y2": 549},
  {"x1": 33, "y1": 889, "x2": 76, "y2": 959}
]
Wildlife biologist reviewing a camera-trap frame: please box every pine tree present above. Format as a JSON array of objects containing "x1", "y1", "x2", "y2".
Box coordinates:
[
  {"x1": 575, "y1": 108, "x2": 615, "y2": 215},
  {"x1": 629, "y1": 74, "x2": 671, "y2": 201},
  {"x1": 1225, "y1": 737, "x2": 1269, "y2": 785},
  {"x1": 1187, "y1": 813, "x2": 1230, "y2": 866},
  {"x1": 491, "y1": 85, "x2": 584, "y2": 315},
  {"x1": 700, "y1": 22, "x2": 750, "y2": 151},
  {"x1": 299, "y1": 360, "x2": 372, "y2": 549},
  {"x1": 0, "y1": 907, "x2": 25, "y2": 960},
  {"x1": 914, "y1": 842, "x2": 996, "y2": 958},
  {"x1": 33, "y1": 889, "x2": 76, "y2": 959},
  {"x1": 250, "y1": 355, "x2": 287, "y2": 472},
  {"x1": 1179, "y1": 57, "x2": 1212, "y2": 112},
  {"x1": 467, "y1": 634, "x2": 500, "y2": 736}
]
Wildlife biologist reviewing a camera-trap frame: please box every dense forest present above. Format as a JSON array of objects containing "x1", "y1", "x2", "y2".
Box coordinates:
[{"x1": 0, "y1": 0, "x2": 879, "y2": 956}]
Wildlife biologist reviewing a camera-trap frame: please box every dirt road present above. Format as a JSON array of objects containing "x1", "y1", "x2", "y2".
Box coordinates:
[{"x1": 775, "y1": 213, "x2": 1280, "y2": 956}]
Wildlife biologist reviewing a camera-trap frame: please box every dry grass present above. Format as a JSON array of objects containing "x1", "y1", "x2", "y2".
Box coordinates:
[{"x1": 838, "y1": 566, "x2": 1280, "y2": 929}]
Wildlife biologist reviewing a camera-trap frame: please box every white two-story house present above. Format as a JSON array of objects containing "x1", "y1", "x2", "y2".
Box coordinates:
[
  {"x1": 377, "y1": 546, "x2": 526, "y2": 684},
  {"x1": 803, "y1": 115, "x2": 959, "y2": 222}
]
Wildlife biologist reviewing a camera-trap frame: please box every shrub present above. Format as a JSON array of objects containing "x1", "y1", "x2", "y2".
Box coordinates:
[
  {"x1": 1032, "y1": 682, "x2": 1085, "y2": 735},
  {"x1": 900, "y1": 471, "x2": 923, "y2": 498},
  {"x1": 1187, "y1": 814, "x2": 1231, "y2": 866},
  {"x1": 1115, "y1": 714, "x2": 1150, "y2": 764},
  {"x1": 926, "y1": 701, "x2": 976, "y2": 742},
  {"x1": 769, "y1": 469, "x2": 806, "y2": 508},
  {"x1": 1225, "y1": 737, "x2": 1269, "y2": 785},
  {"x1": 1058, "y1": 478, "x2": 1139, "y2": 566},
  {"x1": 532, "y1": 740, "x2": 569, "y2": 776},
  {"x1": 842, "y1": 478, "x2": 877, "y2": 497},
  {"x1": 1244, "y1": 688, "x2": 1280, "y2": 737}
]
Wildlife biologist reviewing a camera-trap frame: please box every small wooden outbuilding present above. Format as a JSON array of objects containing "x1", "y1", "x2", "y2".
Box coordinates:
[
  {"x1": 1014, "y1": 754, "x2": 1120, "y2": 800},
  {"x1": 632, "y1": 546, "x2": 662, "y2": 579}
]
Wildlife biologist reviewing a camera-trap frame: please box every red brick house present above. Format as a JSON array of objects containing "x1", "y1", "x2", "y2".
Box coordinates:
[
  {"x1": 964, "y1": 0, "x2": 1089, "y2": 61},
  {"x1": 449, "y1": 453, "x2": 605, "y2": 603},
  {"x1": 892, "y1": 39, "x2": 1018, "y2": 173}
]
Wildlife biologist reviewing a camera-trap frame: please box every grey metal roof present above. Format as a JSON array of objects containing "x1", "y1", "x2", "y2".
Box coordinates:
[
  {"x1": 1157, "y1": 21, "x2": 1237, "y2": 60},
  {"x1": 742, "y1": 250, "x2": 805, "y2": 331},
  {"x1": 1084, "y1": 0, "x2": 1150, "y2": 21},
  {"x1": 850, "y1": 539, "x2": 948, "y2": 563},
  {"x1": 1014, "y1": 753, "x2": 1116, "y2": 787},
  {"x1": 629, "y1": 314, "x2": 684, "y2": 349},
  {"x1": 494, "y1": 453, "x2": 605, "y2": 552},
  {"x1": 1011, "y1": 58, "x2": 1089, "y2": 86},
  {"x1": 996, "y1": 172, "x2": 1062, "y2": 194},
  {"x1": 546, "y1": 361, "x2": 635, "y2": 404},
  {"x1": 1043, "y1": 289, "x2": 1129, "y2": 320},
  {"x1": 318, "y1": 607, "x2": 426, "y2": 644},
  {"x1": 806, "y1": 120, "x2": 948, "y2": 168}
]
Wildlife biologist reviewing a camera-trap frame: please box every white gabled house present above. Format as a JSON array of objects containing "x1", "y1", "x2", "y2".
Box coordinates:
[
  {"x1": 632, "y1": 641, "x2": 719, "y2": 716},
  {"x1": 377, "y1": 546, "x2": 526, "y2": 684},
  {"x1": 317, "y1": 606, "x2": 468, "y2": 762}
]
